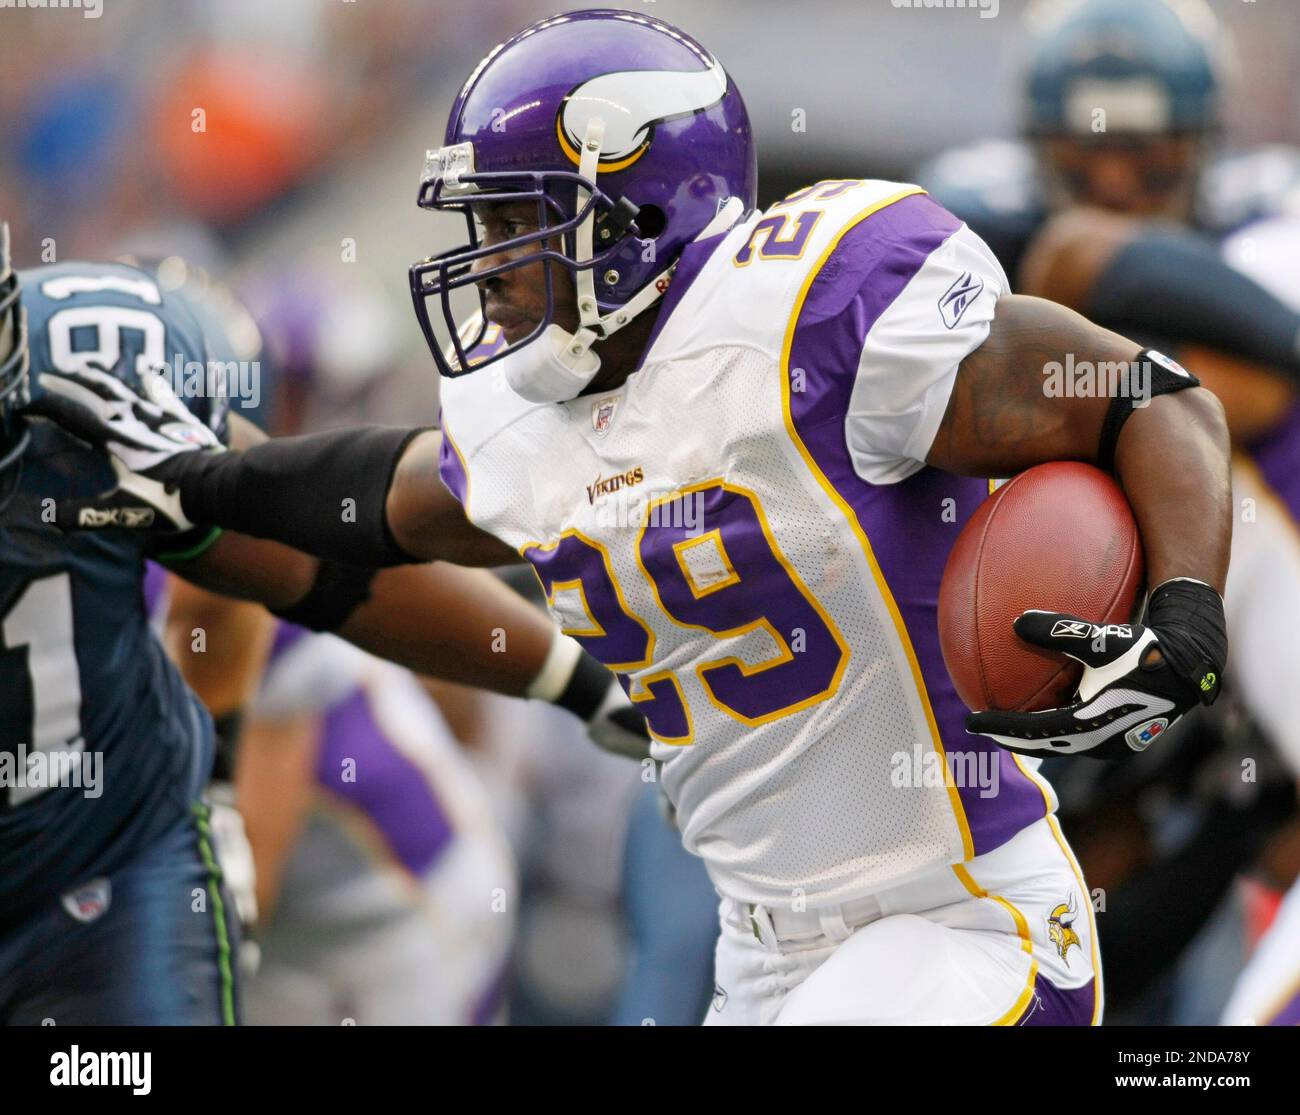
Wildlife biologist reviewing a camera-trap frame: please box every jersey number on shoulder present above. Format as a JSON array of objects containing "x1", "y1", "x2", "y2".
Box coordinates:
[
  {"x1": 732, "y1": 180, "x2": 865, "y2": 266},
  {"x1": 41, "y1": 273, "x2": 167, "y2": 379},
  {"x1": 1, "y1": 573, "x2": 85, "y2": 807},
  {"x1": 523, "y1": 481, "x2": 849, "y2": 744}
]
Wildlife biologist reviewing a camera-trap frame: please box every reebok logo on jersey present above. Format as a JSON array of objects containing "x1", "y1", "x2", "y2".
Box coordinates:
[
  {"x1": 938, "y1": 270, "x2": 984, "y2": 329},
  {"x1": 587, "y1": 467, "x2": 644, "y2": 504}
]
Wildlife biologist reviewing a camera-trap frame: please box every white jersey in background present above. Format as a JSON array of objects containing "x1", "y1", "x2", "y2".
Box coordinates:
[
  {"x1": 1216, "y1": 215, "x2": 1300, "y2": 1026},
  {"x1": 244, "y1": 623, "x2": 516, "y2": 1025}
]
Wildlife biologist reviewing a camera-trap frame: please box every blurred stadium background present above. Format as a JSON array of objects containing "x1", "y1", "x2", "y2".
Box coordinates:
[{"x1": 3, "y1": 0, "x2": 1299, "y2": 1025}]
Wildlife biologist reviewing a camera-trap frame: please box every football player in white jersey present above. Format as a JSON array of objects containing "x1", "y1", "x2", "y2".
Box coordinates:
[
  {"x1": 1215, "y1": 215, "x2": 1300, "y2": 1026},
  {"x1": 33, "y1": 11, "x2": 1233, "y2": 1025}
]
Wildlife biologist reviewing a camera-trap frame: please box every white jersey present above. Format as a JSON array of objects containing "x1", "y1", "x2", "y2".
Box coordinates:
[
  {"x1": 1222, "y1": 877, "x2": 1300, "y2": 1026},
  {"x1": 246, "y1": 626, "x2": 516, "y2": 1024},
  {"x1": 1219, "y1": 215, "x2": 1300, "y2": 775},
  {"x1": 440, "y1": 179, "x2": 1056, "y2": 906}
]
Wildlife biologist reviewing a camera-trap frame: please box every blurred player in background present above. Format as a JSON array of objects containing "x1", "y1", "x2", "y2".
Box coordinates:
[
  {"x1": 37, "y1": 11, "x2": 1236, "y2": 1025},
  {"x1": 1212, "y1": 217, "x2": 1300, "y2": 1026},
  {"x1": 145, "y1": 274, "x2": 518, "y2": 1024},
  {"x1": 234, "y1": 614, "x2": 517, "y2": 1025},
  {"x1": 921, "y1": 0, "x2": 1300, "y2": 1022}
]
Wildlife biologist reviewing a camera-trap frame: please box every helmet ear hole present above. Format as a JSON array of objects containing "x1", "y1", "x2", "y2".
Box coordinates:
[{"x1": 633, "y1": 205, "x2": 667, "y2": 240}]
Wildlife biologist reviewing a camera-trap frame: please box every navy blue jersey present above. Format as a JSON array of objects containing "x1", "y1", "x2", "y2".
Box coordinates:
[{"x1": 0, "y1": 262, "x2": 227, "y2": 928}]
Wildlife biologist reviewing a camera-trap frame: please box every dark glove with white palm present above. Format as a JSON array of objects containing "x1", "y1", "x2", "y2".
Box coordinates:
[
  {"x1": 27, "y1": 364, "x2": 222, "y2": 533},
  {"x1": 966, "y1": 578, "x2": 1227, "y2": 760}
]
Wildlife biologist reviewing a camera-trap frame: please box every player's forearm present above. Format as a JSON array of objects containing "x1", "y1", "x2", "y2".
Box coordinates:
[
  {"x1": 163, "y1": 574, "x2": 278, "y2": 716},
  {"x1": 338, "y1": 562, "x2": 636, "y2": 749},
  {"x1": 1113, "y1": 387, "x2": 1231, "y2": 594},
  {"x1": 163, "y1": 425, "x2": 429, "y2": 568},
  {"x1": 338, "y1": 562, "x2": 560, "y2": 697}
]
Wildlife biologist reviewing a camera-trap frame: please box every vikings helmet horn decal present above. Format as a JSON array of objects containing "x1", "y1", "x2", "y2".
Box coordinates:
[{"x1": 557, "y1": 59, "x2": 729, "y2": 171}]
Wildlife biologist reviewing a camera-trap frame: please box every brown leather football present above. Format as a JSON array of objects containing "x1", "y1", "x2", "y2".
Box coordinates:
[{"x1": 938, "y1": 462, "x2": 1145, "y2": 713}]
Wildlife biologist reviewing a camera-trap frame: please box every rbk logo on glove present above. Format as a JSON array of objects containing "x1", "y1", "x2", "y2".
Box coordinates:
[{"x1": 967, "y1": 579, "x2": 1227, "y2": 762}]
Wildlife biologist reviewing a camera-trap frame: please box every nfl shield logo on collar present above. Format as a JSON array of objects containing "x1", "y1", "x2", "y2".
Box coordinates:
[
  {"x1": 592, "y1": 397, "x2": 618, "y2": 437},
  {"x1": 61, "y1": 878, "x2": 112, "y2": 923}
]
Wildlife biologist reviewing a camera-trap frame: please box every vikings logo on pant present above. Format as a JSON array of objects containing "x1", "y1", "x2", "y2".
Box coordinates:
[{"x1": 1047, "y1": 893, "x2": 1082, "y2": 965}]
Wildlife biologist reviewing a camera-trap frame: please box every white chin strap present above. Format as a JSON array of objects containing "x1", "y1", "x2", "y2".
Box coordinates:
[{"x1": 504, "y1": 118, "x2": 745, "y2": 405}]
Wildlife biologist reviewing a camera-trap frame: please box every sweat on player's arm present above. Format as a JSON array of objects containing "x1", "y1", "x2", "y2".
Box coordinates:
[{"x1": 927, "y1": 292, "x2": 1231, "y2": 759}]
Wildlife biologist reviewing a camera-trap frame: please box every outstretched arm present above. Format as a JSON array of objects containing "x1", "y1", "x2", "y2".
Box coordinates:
[
  {"x1": 26, "y1": 367, "x2": 513, "y2": 567},
  {"x1": 148, "y1": 418, "x2": 649, "y2": 755}
]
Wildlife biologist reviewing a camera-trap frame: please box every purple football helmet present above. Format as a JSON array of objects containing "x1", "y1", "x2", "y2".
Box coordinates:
[{"x1": 409, "y1": 9, "x2": 757, "y2": 400}]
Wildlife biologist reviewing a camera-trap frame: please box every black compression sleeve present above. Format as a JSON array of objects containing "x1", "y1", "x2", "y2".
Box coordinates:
[
  {"x1": 1088, "y1": 228, "x2": 1300, "y2": 378},
  {"x1": 158, "y1": 425, "x2": 427, "y2": 568}
]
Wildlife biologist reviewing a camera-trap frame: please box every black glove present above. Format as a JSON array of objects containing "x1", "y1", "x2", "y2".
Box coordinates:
[{"x1": 966, "y1": 579, "x2": 1227, "y2": 761}]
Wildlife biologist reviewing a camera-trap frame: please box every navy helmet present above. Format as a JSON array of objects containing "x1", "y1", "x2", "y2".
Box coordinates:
[
  {"x1": 1024, "y1": 0, "x2": 1224, "y2": 138},
  {"x1": 0, "y1": 223, "x2": 31, "y2": 475},
  {"x1": 410, "y1": 9, "x2": 758, "y2": 402}
]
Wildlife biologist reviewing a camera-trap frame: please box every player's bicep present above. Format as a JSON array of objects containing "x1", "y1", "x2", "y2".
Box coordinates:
[{"x1": 925, "y1": 294, "x2": 1135, "y2": 477}]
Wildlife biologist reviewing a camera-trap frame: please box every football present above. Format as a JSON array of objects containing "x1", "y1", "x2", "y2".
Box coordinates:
[{"x1": 938, "y1": 462, "x2": 1145, "y2": 713}]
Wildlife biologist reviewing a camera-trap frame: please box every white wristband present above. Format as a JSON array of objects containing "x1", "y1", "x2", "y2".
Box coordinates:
[{"x1": 525, "y1": 630, "x2": 583, "y2": 703}]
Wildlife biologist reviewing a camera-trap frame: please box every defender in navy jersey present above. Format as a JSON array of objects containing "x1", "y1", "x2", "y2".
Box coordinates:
[
  {"x1": 0, "y1": 230, "x2": 654, "y2": 1024},
  {"x1": 0, "y1": 254, "x2": 239, "y2": 1023}
]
